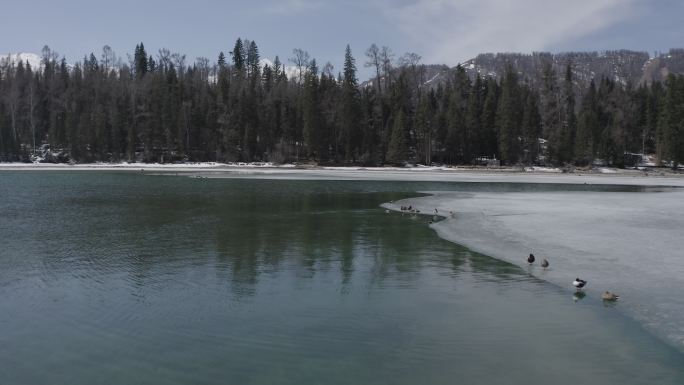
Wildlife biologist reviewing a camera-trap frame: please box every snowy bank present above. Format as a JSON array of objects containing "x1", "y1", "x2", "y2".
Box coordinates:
[
  {"x1": 383, "y1": 189, "x2": 684, "y2": 350},
  {"x1": 0, "y1": 161, "x2": 297, "y2": 171},
  {"x1": 3, "y1": 162, "x2": 684, "y2": 187}
]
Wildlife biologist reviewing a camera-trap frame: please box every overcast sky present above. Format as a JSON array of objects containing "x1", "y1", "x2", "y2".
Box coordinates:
[{"x1": 2, "y1": 0, "x2": 682, "y2": 78}]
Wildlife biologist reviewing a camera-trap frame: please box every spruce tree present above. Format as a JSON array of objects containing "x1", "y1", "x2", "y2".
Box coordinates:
[
  {"x1": 657, "y1": 74, "x2": 684, "y2": 167},
  {"x1": 302, "y1": 59, "x2": 321, "y2": 158},
  {"x1": 466, "y1": 75, "x2": 483, "y2": 161},
  {"x1": 540, "y1": 61, "x2": 561, "y2": 163},
  {"x1": 218, "y1": 52, "x2": 226, "y2": 68},
  {"x1": 521, "y1": 90, "x2": 541, "y2": 164},
  {"x1": 134, "y1": 43, "x2": 148, "y2": 79},
  {"x1": 246, "y1": 40, "x2": 260, "y2": 81},
  {"x1": 340, "y1": 45, "x2": 361, "y2": 162},
  {"x1": 575, "y1": 80, "x2": 598, "y2": 165},
  {"x1": 559, "y1": 63, "x2": 577, "y2": 163},
  {"x1": 496, "y1": 67, "x2": 521, "y2": 164},
  {"x1": 231, "y1": 38, "x2": 245, "y2": 72},
  {"x1": 386, "y1": 110, "x2": 408, "y2": 165},
  {"x1": 481, "y1": 78, "x2": 499, "y2": 160}
]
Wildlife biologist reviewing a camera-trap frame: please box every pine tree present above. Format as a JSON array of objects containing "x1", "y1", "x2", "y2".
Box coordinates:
[
  {"x1": 496, "y1": 67, "x2": 521, "y2": 164},
  {"x1": 521, "y1": 90, "x2": 541, "y2": 164},
  {"x1": 339, "y1": 45, "x2": 361, "y2": 162},
  {"x1": 575, "y1": 80, "x2": 598, "y2": 165},
  {"x1": 481, "y1": 77, "x2": 499, "y2": 160},
  {"x1": 231, "y1": 38, "x2": 245, "y2": 73},
  {"x1": 134, "y1": 43, "x2": 148, "y2": 79},
  {"x1": 386, "y1": 110, "x2": 408, "y2": 165},
  {"x1": 466, "y1": 75, "x2": 483, "y2": 161},
  {"x1": 302, "y1": 59, "x2": 321, "y2": 158},
  {"x1": 246, "y1": 40, "x2": 260, "y2": 82},
  {"x1": 559, "y1": 63, "x2": 577, "y2": 163},
  {"x1": 415, "y1": 90, "x2": 434, "y2": 165},
  {"x1": 540, "y1": 61, "x2": 561, "y2": 163},
  {"x1": 218, "y1": 52, "x2": 226, "y2": 68},
  {"x1": 657, "y1": 74, "x2": 684, "y2": 167},
  {"x1": 445, "y1": 65, "x2": 470, "y2": 163}
]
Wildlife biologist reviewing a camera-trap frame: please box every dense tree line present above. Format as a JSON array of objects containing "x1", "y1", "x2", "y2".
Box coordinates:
[{"x1": 1, "y1": 41, "x2": 683, "y2": 167}]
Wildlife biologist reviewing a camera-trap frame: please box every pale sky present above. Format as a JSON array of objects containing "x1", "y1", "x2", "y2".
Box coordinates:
[{"x1": 2, "y1": 0, "x2": 682, "y2": 78}]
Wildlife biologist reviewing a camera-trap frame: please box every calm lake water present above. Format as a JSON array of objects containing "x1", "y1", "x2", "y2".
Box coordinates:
[{"x1": 1, "y1": 172, "x2": 682, "y2": 384}]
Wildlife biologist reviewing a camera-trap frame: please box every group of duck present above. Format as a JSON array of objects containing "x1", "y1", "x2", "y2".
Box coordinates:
[
  {"x1": 391, "y1": 204, "x2": 620, "y2": 303},
  {"x1": 526, "y1": 253, "x2": 619, "y2": 302},
  {"x1": 399, "y1": 205, "x2": 420, "y2": 213}
]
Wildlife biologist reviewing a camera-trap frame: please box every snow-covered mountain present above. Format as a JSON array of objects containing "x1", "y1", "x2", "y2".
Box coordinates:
[
  {"x1": 459, "y1": 50, "x2": 651, "y2": 87},
  {"x1": 361, "y1": 49, "x2": 684, "y2": 95},
  {"x1": 0, "y1": 52, "x2": 43, "y2": 70}
]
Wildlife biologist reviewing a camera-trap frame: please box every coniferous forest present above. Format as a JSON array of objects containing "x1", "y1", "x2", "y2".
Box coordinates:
[{"x1": 1, "y1": 40, "x2": 683, "y2": 167}]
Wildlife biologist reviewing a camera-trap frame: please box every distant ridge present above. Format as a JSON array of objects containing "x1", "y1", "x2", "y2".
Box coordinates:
[
  {"x1": 362, "y1": 49, "x2": 684, "y2": 91},
  {"x1": 0, "y1": 52, "x2": 43, "y2": 70}
]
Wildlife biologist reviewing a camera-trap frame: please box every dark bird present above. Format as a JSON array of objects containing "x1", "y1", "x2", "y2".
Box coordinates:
[
  {"x1": 541, "y1": 259, "x2": 549, "y2": 269},
  {"x1": 527, "y1": 253, "x2": 535, "y2": 264},
  {"x1": 573, "y1": 278, "x2": 587, "y2": 291}
]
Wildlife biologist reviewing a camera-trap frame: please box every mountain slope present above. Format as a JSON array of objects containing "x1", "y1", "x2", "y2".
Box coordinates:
[{"x1": 0, "y1": 52, "x2": 42, "y2": 70}]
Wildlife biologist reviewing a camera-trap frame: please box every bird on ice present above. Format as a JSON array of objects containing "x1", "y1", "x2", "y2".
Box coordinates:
[
  {"x1": 573, "y1": 278, "x2": 587, "y2": 291},
  {"x1": 541, "y1": 259, "x2": 549, "y2": 269},
  {"x1": 601, "y1": 291, "x2": 619, "y2": 301},
  {"x1": 527, "y1": 254, "x2": 535, "y2": 264}
]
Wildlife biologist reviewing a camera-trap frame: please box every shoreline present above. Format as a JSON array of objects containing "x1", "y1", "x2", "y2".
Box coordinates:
[
  {"x1": 2, "y1": 162, "x2": 684, "y2": 187},
  {"x1": 382, "y1": 189, "x2": 684, "y2": 352}
]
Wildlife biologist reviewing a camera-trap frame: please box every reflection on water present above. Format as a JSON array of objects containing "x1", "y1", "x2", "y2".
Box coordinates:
[{"x1": 0, "y1": 172, "x2": 682, "y2": 385}]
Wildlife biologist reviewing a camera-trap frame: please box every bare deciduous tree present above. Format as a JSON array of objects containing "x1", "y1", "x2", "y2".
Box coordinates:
[
  {"x1": 365, "y1": 44, "x2": 382, "y2": 94},
  {"x1": 379, "y1": 46, "x2": 394, "y2": 92},
  {"x1": 100, "y1": 45, "x2": 117, "y2": 73},
  {"x1": 289, "y1": 48, "x2": 310, "y2": 85}
]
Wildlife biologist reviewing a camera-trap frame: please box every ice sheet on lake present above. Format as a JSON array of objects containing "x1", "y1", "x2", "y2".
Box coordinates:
[{"x1": 384, "y1": 189, "x2": 684, "y2": 349}]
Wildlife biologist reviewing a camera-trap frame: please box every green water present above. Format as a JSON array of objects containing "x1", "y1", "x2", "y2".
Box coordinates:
[{"x1": 0, "y1": 172, "x2": 682, "y2": 384}]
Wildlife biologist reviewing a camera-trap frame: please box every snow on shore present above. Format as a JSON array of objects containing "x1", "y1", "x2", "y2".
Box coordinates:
[
  {"x1": 0, "y1": 162, "x2": 297, "y2": 170},
  {"x1": 3, "y1": 162, "x2": 684, "y2": 187},
  {"x1": 383, "y1": 189, "x2": 684, "y2": 349}
]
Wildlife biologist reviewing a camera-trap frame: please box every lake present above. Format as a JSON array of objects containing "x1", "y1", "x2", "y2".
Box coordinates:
[{"x1": 1, "y1": 171, "x2": 682, "y2": 384}]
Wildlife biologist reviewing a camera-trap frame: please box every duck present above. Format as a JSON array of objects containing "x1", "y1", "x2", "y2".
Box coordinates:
[
  {"x1": 601, "y1": 291, "x2": 619, "y2": 301},
  {"x1": 573, "y1": 278, "x2": 587, "y2": 291},
  {"x1": 541, "y1": 259, "x2": 549, "y2": 269},
  {"x1": 527, "y1": 253, "x2": 535, "y2": 264}
]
